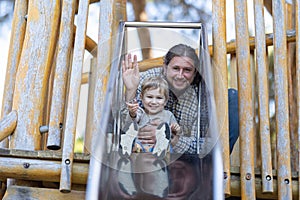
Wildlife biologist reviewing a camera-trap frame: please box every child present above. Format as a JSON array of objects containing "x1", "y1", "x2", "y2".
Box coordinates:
[{"x1": 120, "y1": 76, "x2": 182, "y2": 158}]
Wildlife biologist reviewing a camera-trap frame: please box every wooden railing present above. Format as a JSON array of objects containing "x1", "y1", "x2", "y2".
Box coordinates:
[{"x1": 0, "y1": 0, "x2": 299, "y2": 199}]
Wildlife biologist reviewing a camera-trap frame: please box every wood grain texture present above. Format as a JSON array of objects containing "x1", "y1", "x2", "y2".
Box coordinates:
[{"x1": 10, "y1": 0, "x2": 60, "y2": 150}]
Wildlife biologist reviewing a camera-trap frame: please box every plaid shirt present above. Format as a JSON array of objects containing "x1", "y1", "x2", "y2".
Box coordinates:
[{"x1": 136, "y1": 68, "x2": 208, "y2": 154}]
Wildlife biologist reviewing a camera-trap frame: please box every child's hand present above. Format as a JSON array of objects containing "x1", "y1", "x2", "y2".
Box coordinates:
[
  {"x1": 126, "y1": 99, "x2": 139, "y2": 118},
  {"x1": 170, "y1": 123, "x2": 182, "y2": 135}
]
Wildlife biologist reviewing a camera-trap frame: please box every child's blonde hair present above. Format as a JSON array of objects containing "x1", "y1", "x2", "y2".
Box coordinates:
[{"x1": 141, "y1": 76, "x2": 169, "y2": 100}]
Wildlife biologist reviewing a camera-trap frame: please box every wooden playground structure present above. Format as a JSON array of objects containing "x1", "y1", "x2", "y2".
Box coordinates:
[{"x1": 0, "y1": 0, "x2": 299, "y2": 199}]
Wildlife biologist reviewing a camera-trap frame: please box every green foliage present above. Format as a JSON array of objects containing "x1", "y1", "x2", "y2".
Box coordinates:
[{"x1": 74, "y1": 136, "x2": 84, "y2": 153}]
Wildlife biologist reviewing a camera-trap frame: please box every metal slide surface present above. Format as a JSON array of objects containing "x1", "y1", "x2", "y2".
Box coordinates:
[{"x1": 86, "y1": 22, "x2": 223, "y2": 200}]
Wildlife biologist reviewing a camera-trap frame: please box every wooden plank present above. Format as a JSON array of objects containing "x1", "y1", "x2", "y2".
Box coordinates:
[
  {"x1": 250, "y1": 52, "x2": 258, "y2": 167},
  {"x1": 43, "y1": 51, "x2": 57, "y2": 150},
  {"x1": 3, "y1": 186, "x2": 85, "y2": 200},
  {"x1": 60, "y1": 0, "x2": 90, "y2": 193},
  {"x1": 84, "y1": 58, "x2": 97, "y2": 153},
  {"x1": 74, "y1": 25, "x2": 97, "y2": 57},
  {"x1": 85, "y1": 34, "x2": 97, "y2": 57},
  {"x1": 0, "y1": 157, "x2": 88, "y2": 184},
  {"x1": 272, "y1": 0, "x2": 293, "y2": 199},
  {"x1": 295, "y1": 0, "x2": 300, "y2": 198},
  {"x1": 0, "y1": 111, "x2": 17, "y2": 142},
  {"x1": 47, "y1": 0, "x2": 77, "y2": 150},
  {"x1": 10, "y1": 0, "x2": 60, "y2": 150},
  {"x1": 253, "y1": 0, "x2": 274, "y2": 193},
  {"x1": 234, "y1": 0, "x2": 256, "y2": 199},
  {"x1": 0, "y1": 149, "x2": 90, "y2": 161},
  {"x1": 212, "y1": 0, "x2": 230, "y2": 196},
  {"x1": 0, "y1": 0, "x2": 28, "y2": 148},
  {"x1": 286, "y1": 4, "x2": 298, "y2": 173}
]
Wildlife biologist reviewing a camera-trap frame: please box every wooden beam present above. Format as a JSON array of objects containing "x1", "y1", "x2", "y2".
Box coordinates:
[
  {"x1": 234, "y1": 0, "x2": 256, "y2": 198},
  {"x1": 0, "y1": 149, "x2": 90, "y2": 161},
  {"x1": 3, "y1": 186, "x2": 85, "y2": 200},
  {"x1": 0, "y1": 111, "x2": 17, "y2": 142},
  {"x1": 47, "y1": 0, "x2": 77, "y2": 150},
  {"x1": 0, "y1": 157, "x2": 88, "y2": 184},
  {"x1": 1, "y1": 0, "x2": 28, "y2": 148},
  {"x1": 85, "y1": 35, "x2": 97, "y2": 57},
  {"x1": 74, "y1": 25, "x2": 97, "y2": 57},
  {"x1": 11, "y1": 0, "x2": 61, "y2": 150},
  {"x1": 272, "y1": 0, "x2": 292, "y2": 198},
  {"x1": 60, "y1": 0, "x2": 90, "y2": 193},
  {"x1": 83, "y1": 58, "x2": 96, "y2": 152},
  {"x1": 254, "y1": 0, "x2": 273, "y2": 193},
  {"x1": 295, "y1": 0, "x2": 300, "y2": 197},
  {"x1": 212, "y1": 0, "x2": 230, "y2": 196}
]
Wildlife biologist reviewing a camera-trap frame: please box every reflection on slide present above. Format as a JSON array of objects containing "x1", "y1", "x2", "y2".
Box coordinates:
[{"x1": 99, "y1": 152, "x2": 215, "y2": 200}]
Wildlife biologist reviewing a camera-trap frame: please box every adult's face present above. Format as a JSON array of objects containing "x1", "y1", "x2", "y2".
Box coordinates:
[{"x1": 163, "y1": 56, "x2": 196, "y2": 94}]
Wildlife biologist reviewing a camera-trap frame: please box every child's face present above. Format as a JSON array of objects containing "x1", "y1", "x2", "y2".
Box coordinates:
[{"x1": 142, "y1": 88, "x2": 167, "y2": 115}]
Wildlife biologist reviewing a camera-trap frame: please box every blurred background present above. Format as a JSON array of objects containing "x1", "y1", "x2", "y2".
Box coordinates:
[{"x1": 0, "y1": 0, "x2": 273, "y2": 151}]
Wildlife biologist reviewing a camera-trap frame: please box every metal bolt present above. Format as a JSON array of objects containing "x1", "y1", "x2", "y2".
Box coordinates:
[
  {"x1": 39, "y1": 125, "x2": 49, "y2": 133},
  {"x1": 266, "y1": 175, "x2": 272, "y2": 181},
  {"x1": 245, "y1": 173, "x2": 251, "y2": 180},
  {"x1": 65, "y1": 159, "x2": 71, "y2": 165},
  {"x1": 59, "y1": 123, "x2": 63, "y2": 129},
  {"x1": 24, "y1": 15, "x2": 28, "y2": 21},
  {"x1": 284, "y1": 179, "x2": 290, "y2": 184},
  {"x1": 23, "y1": 163, "x2": 30, "y2": 169}
]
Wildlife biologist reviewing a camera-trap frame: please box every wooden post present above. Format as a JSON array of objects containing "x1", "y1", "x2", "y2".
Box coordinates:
[
  {"x1": 47, "y1": 0, "x2": 77, "y2": 150},
  {"x1": 253, "y1": 0, "x2": 274, "y2": 193},
  {"x1": 272, "y1": 0, "x2": 292, "y2": 199},
  {"x1": 59, "y1": 0, "x2": 90, "y2": 193},
  {"x1": 234, "y1": 0, "x2": 256, "y2": 199},
  {"x1": 0, "y1": 0, "x2": 28, "y2": 148},
  {"x1": 84, "y1": 58, "x2": 97, "y2": 153},
  {"x1": 295, "y1": 0, "x2": 300, "y2": 198},
  {"x1": 10, "y1": 0, "x2": 60, "y2": 150},
  {"x1": 74, "y1": 25, "x2": 98, "y2": 57},
  {"x1": 212, "y1": 0, "x2": 230, "y2": 196},
  {"x1": 286, "y1": 3, "x2": 298, "y2": 173}
]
